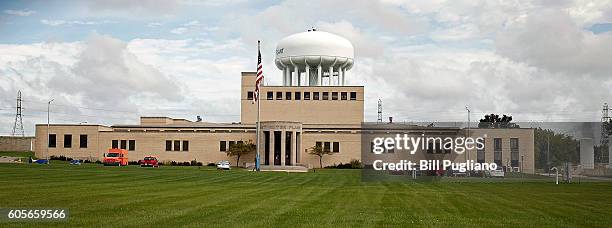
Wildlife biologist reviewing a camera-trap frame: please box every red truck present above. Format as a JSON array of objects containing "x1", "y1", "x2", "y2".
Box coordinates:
[
  {"x1": 139, "y1": 156, "x2": 159, "y2": 168},
  {"x1": 103, "y1": 148, "x2": 128, "y2": 166}
]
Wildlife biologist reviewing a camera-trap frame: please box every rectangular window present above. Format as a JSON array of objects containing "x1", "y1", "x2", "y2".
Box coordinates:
[
  {"x1": 332, "y1": 92, "x2": 338, "y2": 100},
  {"x1": 182, "y1": 140, "x2": 189, "y2": 151},
  {"x1": 316, "y1": 141, "x2": 322, "y2": 149},
  {"x1": 247, "y1": 91, "x2": 253, "y2": 100},
  {"x1": 276, "y1": 91, "x2": 283, "y2": 100},
  {"x1": 477, "y1": 141, "x2": 485, "y2": 163},
  {"x1": 79, "y1": 135, "x2": 88, "y2": 148},
  {"x1": 313, "y1": 92, "x2": 320, "y2": 100},
  {"x1": 494, "y1": 138, "x2": 502, "y2": 166},
  {"x1": 322, "y1": 92, "x2": 329, "y2": 100},
  {"x1": 63, "y1": 134, "x2": 72, "y2": 148},
  {"x1": 341, "y1": 92, "x2": 347, "y2": 100},
  {"x1": 350, "y1": 92, "x2": 357, "y2": 100},
  {"x1": 510, "y1": 138, "x2": 519, "y2": 167},
  {"x1": 267, "y1": 91, "x2": 273, "y2": 100},
  {"x1": 229, "y1": 141, "x2": 236, "y2": 150},
  {"x1": 304, "y1": 92, "x2": 310, "y2": 100},
  {"x1": 286, "y1": 92, "x2": 292, "y2": 100},
  {"x1": 166, "y1": 140, "x2": 172, "y2": 151},
  {"x1": 295, "y1": 92, "x2": 301, "y2": 100},
  {"x1": 128, "y1": 140, "x2": 136, "y2": 151},
  {"x1": 220, "y1": 141, "x2": 227, "y2": 151},
  {"x1": 332, "y1": 142, "x2": 339, "y2": 153},
  {"x1": 323, "y1": 142, "x2": 331, "y2": 152},
  {"x1": 120, "y1": 140, "x2": 127, "y2": 150},
  {"x1": 112, "y1": 140, "x2": 119, "y2": 149},
  {"x1": 173, "y1": 140, "x2": 181, "y2": 151},
  {"x1": 48, "y1": 134, "x2": 56, "y2": 148}
]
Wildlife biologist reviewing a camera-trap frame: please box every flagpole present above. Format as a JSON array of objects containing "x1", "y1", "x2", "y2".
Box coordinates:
[{"x1": 256, "y1": 40, "x2": 261, "y2": 172}]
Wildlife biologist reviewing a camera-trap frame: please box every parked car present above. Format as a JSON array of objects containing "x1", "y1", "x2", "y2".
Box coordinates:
[
  {"x1": 217, "y1": 160, "x2": 231, "y2": 170},
  {"x1": 70, "y1": 159, "x2": 82, "y2": 165},
  {"x1": 139, "y1": 156, "x2": 159, "y2": 168},
  {"x1": 486, "y1": 167, "x2": 505, "y2": 178}
]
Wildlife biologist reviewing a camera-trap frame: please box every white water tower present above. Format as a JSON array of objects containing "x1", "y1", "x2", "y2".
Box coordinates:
[{"x1": 275, "y1": 30, "x2": 354, "y2": 86}]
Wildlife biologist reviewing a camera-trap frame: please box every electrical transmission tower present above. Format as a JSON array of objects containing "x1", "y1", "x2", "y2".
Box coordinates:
[
  {"x1": 601, "y1": 102, "x2": 611, "y2": 163},
  {"x1": 12, "y1": 90, "x2": 24, "y2": 136},
  {"x1": 377, "y1": 99, "x2": 383, "y2": 123}
]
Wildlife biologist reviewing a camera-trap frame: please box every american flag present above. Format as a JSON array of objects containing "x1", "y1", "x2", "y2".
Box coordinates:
[{"x1": 254, "y1": 41, "x2": 264, "y2": 102}]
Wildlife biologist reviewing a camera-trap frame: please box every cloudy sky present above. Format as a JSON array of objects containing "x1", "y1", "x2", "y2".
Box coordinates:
[{"x1": 1, "y1": 0, "x2": 612, "y2": 135}]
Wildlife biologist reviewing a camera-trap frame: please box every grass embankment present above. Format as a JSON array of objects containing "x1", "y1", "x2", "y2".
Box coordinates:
[{"x1": 0, "y1": 163, "x2": 611, "y2": 227}]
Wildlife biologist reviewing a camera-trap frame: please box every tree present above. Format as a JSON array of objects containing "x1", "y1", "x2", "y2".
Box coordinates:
[
  {"x1": 308, "y1": 144, "x2": 333, "y2": 168},
  {"x1": 226, "y1": 141, "x2": 256, "y2": 167},
  {"x1": 478, "y1": 113, "x2": 520, "y2": 128},
  {"x1": 534, "y1": 128, "x2": 579, "y2": 170}
]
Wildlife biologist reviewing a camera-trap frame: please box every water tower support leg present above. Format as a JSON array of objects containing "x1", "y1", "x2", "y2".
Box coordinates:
[
  {"x1": 329, "y1": 66, "x2": 333, "y2": 86},
  {"x1": 317, "y1": 65, "x2": 322, "y2": 86},
  {"x1": 342, "y1": 68, "x2": 346, "y2": 85},
  {"x1": 305, "y1": 66, "x2": 310, "y2": 86}
]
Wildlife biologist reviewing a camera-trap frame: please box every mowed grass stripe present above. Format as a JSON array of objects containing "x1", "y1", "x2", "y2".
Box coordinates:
[{"x1": 1, "y1": 163, "x2": 612, "y2": 227}]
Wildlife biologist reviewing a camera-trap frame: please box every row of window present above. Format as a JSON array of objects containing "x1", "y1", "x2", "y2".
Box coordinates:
[
  {"x1": 316, "y1": 141, "x2": 340, "y2": 153},
  {"x1": 219, "y1": 141, "x2": 244, "y2": 152},
  {"x1": 478, "y1": 138, "x2": 520, "y2": 166},
  {"x1": 48, "y1": 134, "x2": 87, "y2": 148},
  {"x1": 111, "y1": 140, "x2": 136, "y2": 151},
  {"x1": 247, "y1": 91, "x2": 357, "y2": 101},
  {"x1": 166, "y1": 140, "x2": 190, "y2": 151}
]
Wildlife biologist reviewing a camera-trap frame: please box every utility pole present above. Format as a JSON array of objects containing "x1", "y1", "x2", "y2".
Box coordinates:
[
  {"x1": 465, "y1": 106, "x2": 471, "y2": 160},
  {"x1": 47, "y1": 99, "x2": 54, "y2": 160},
  {"x1": 377, "y1": 99, "x2": 383, "y2": 124},
  {"x1": 547, "y1": 135, "x2": 550, "y2": 176},
  {"x1": 601, "y1": 103, "x2": 610, "y2": 163},
  {"x1": 12, "y1": 90, "x2": 24, "y2": 136}
]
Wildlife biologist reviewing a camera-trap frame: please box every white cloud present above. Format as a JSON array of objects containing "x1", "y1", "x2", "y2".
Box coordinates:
[
  {"x1": 147, "y1": 22, "x2": 163, "y2": 27},
  {"x1": 3, "y1": 9, "x2": 36, "y2": 16},
  {"x1": 170, "y1": 27, "x2": 188, "y2": 34},
  {"x1": 496, "y1": 9, "x2": 612, "y2": 76},
  {"x1": 40, "y1": 19, "x2": 115, "y2": 26}
]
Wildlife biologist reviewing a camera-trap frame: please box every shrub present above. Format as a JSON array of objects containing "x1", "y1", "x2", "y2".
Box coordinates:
[
  {"x1": 324, "y1": 159, "x2": 363, "y2": 169},
  {"x1": 128, "y1": 161, "x2": 139, "y2": 165},
  {"x1": 207, "y1": 163, "x2": 216, "y2": 167},
  {"x1": 50, "y1": 155, "x2": 73, "y2": 161}
]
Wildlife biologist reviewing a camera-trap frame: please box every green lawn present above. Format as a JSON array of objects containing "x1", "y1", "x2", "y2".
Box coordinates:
[
  {"x1": 0, "y1": 151, "x2": 34, "y2": 158},
  {"x1": 1, "y1": 163, "x2": 611, "y2": 227}
]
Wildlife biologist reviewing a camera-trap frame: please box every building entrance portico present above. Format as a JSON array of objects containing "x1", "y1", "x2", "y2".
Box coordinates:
[{"x1": 260, "y1": 121, "x2": 302, "y2": 167}]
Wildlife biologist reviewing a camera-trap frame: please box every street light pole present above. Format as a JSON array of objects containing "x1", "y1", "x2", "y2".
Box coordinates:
[
  {"x1": 465, "y1": 106, "x2": 471, "y2": 160},
  {"x1": 47, "y1": 99, "x2": 54, "y2": 160}
]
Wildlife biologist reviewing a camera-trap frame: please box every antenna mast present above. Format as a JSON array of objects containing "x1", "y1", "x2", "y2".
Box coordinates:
[
  {"x1": 377, "y1": 99, "x2": 383, "y2": 124},
  {"x1": 12, "y1": 90, "x2": 24, "y2": 136}
]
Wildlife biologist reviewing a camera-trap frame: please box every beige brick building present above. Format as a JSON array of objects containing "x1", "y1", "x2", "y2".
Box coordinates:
[
  {"x1": 34, "y1": 72, "x2": 535, "y2": 173},
  {"x1": 34, "y1": 30, "x2": 535, "y2": 173}
]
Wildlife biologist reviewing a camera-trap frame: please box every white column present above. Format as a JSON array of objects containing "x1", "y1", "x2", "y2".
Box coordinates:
[
  {"x1": 328, "y1": 66, "x2": 333, "y2": 86},
  {"x1": 341, "y1": 67, "x2": 346, "y2": 85},
  {"x1": 268, "y1": 131, "x2": 274, "y2": 166},
  {"x1": 291, "y1": 131, "x2": 297, "y2": 165},
  {"x1": 317, "y1": 65, "x2": 322, "y2": 86},
  {"x1": 285, "y1": 68, "x2": 290, "y2": 86},
  {"x1": 280, "y1": 130, "x2": 286, "y2": 166},
  {"x1": 305, "y1": 66, "x2": 310, "y2": 87},
  {"x1": 295, "y1": 66, "x2": 300, "y2": 86}
]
